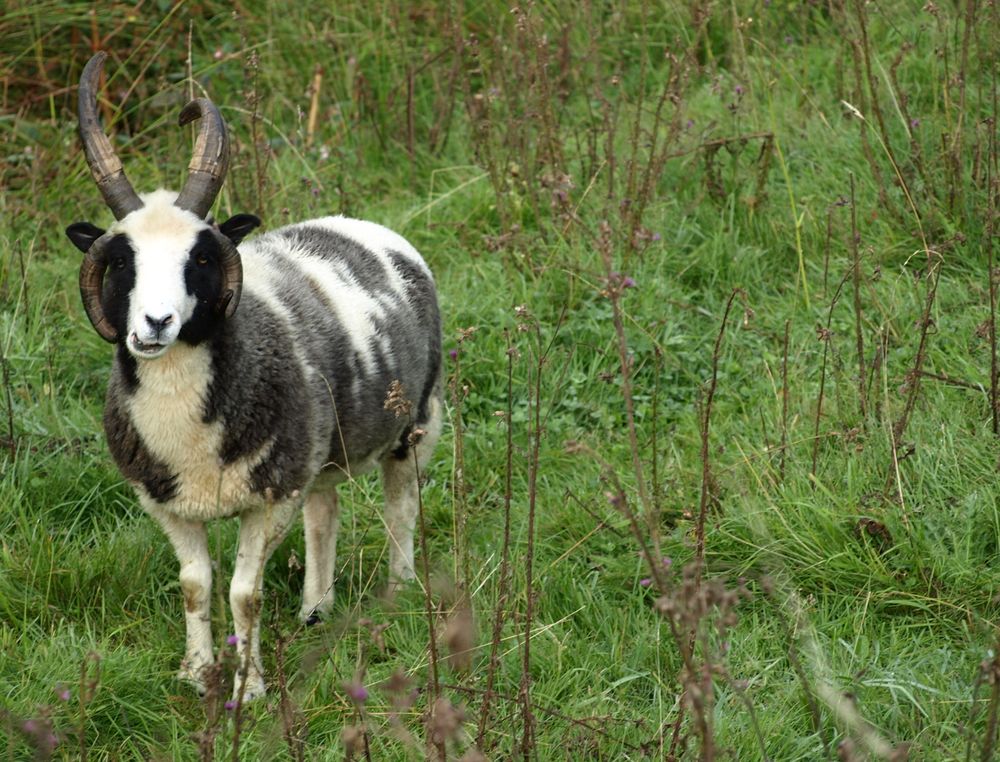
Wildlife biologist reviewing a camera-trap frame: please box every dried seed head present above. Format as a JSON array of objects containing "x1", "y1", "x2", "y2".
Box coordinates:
[
  {"x1": 443, "y1": 602, "x2": 476, "y2": 673},
  {"x1": 384, "y1": 380, "x2": 413, "y2": 417},
  {"x1": 429, "y1": 697, "x2": 467, "y2": 746},
  {"x1": 382, "y1": 669, "x2": 413, "y2": 699},
  {"x1": 342, "y1": 725, "x2": 365, "y2": 759}
]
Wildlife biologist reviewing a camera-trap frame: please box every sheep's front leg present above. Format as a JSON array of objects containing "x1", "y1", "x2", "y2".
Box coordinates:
[
  {"x1": 300, "y1": 490, "x2": 339, "y2": 624},
  {"x1": 150, "y1": 511, "x2": 213, "y2": 693},
  {"x1": 229, "y1": 500, "x2": 298, "y2": 702}
]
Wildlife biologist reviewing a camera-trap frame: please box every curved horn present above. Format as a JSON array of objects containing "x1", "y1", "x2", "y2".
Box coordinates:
[
  {"x1": 174, "y1": 98, "x2": 230, "y2": 218},
  {"x1": 217, "y1": 244, "x2": 243, "y2": 319},
  {"x1": 79, "y1": 246, "x2": 117, "y2": 342},
  {"x1": 78, "y1": 52, "x2": 143, "y2": 220}
]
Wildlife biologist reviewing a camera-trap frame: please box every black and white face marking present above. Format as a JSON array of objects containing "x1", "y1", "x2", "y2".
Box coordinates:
[
  {"x1": 118, "y1": 196, "x2": 207, "y2": 358},
  {"x1": 66, "y1": 190, "x2": 259, "y2": 360}
]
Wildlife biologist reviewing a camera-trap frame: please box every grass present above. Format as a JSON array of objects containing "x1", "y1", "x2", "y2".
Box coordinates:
[{"x1": 2, "y1": 0, "x2": 1000, "y2": 758}]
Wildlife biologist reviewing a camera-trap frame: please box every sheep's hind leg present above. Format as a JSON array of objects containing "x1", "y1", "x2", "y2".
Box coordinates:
[
  {"x1": 299, "y1": 489, "x2": 339, "y2": 624},
  {"x1": 229, "y1": 499, "x2": 298, "y2": 702},
  {"x1": 381, "y1": 394, "x2": 442, "y2": 592},
  {"x1": 149, "y1": 510, "x2": 214, "y2": 694}
]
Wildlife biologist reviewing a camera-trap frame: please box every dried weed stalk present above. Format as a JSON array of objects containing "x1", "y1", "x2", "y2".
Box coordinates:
[{"x1": 476, "y1": 329, "x2": 516, "y2": 752}]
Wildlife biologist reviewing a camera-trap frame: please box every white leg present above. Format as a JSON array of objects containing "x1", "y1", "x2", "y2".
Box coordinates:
[
  {"x1": 300, "y1": 490, "x2": 339, "y2": 623},
  {"x1": 381, "y1": 395, "x2": 442, "y2": 590},
  {"x1": 229, "y1": 500, "x2": 298, "y2": 701},
  {"x1": 149, "y1": 510, "x2": 213, "y2": 693}
]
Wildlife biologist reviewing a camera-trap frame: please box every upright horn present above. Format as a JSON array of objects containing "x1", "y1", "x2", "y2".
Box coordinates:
[
  {"x1": 78, "y1": 52, "x2": 143, "y2": 220},
  {"x1": 174, "y1": 98, "x2": 230, "y2": 218}
]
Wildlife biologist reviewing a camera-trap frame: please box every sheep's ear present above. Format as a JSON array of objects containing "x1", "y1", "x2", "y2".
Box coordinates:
[
  {"x1": 65, "y1": 222, "x2": 105, "y2": 253},
  {"x1": 218, "y1": 214, "x2": 261, "y2": 245}
]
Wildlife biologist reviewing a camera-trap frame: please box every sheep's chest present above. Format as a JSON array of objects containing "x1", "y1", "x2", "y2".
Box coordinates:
[{"x1": 126, "y1": 344, "x2": 270, "y2": 520}]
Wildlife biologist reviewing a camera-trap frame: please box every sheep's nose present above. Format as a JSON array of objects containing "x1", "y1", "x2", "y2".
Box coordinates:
[{"x1": 145, "y1": 313, "x2": 174, "y2": 336}]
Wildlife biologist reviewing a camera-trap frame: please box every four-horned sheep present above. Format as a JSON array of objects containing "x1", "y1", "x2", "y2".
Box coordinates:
[{"x1": 64, "y1": 52, "x2": 442, "y2": 700}]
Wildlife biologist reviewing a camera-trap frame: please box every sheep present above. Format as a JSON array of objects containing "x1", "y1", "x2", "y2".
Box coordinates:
[{"x1": 63, "y1": 53, "x2": 442, "y2": 701}]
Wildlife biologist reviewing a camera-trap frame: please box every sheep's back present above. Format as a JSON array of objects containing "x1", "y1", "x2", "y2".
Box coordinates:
[{"x1": 236, "y1": 216, "x2": 441, "y2": 483}]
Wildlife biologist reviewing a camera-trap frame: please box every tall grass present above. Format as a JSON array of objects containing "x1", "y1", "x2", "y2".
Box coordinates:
[{"x1": 2, "y1": 0, "x2": 1000, "y2": 758}]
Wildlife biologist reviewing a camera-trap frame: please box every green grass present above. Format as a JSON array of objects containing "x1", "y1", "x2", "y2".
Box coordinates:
[{"x1": 2, "y1": 0, "x2": 1000, "y2": 758}]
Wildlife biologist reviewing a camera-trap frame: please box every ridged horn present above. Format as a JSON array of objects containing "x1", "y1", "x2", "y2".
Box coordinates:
[
  {"x1": 79, "y1": 244, "x2": 117, "y2": 342},
  {"x1": 217, "y1": 243, "x2": 243, "y2": 319},
  {"x1": 78, "y1": 52, "x2": 143, "y2": 220},
  {"x1": 174, "y1": 98, "x2": 230, "y2": 218}
]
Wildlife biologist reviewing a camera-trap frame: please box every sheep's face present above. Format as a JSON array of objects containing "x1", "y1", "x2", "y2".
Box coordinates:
[{"x1": 66, "y1": 190, "x2": 259, "y2": 360}]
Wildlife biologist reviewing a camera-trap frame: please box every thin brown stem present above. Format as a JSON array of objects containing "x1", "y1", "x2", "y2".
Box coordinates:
[
  {"x1": 476, "y1": 331, "x2": 516, "y2": 751},
  {"x1": 812, "y1": 274, "x2": 850, "y2": 480},
  {"x1": 887, "y1": 257, "x2": 942, "y2": 481},
  {"x1": 413, "y1": 429, "x2": 441, "y2": 703},
  {"x1": 983, "y1": 660, "x2": 1000, "y2": 762},
  {"x1": 850, "y1": 174, "x2": 867, "y2": 423},
  {"x1": 989, "y1": 124, "x2": 999, "y2": 434},
  {"x1": 448, "y1": 683, "x2": 648, "y2": 755},
  {"x1": 598, "y1": 222, "x2": 661, "y2": 559},
  {"x1": 780, "y1": 320, "x2": 790, "y2": 483},
  {"x1": 0, "y1": 339, "x2": 14, "y2": 461},
  {"x1": 696, "y1": 289, "x2": 743, "y2": 562},
  {"x1": 520, "y1": 326, "x2": 544, "y2": 761}
]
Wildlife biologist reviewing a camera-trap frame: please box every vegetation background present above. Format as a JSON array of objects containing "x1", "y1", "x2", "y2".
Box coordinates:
[{"x1": 1, "y1": 0, "x2": 999, "y2": 759}]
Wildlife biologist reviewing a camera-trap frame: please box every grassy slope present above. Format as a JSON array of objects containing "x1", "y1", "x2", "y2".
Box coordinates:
[{"x1": 1, "y1": 0, "x2": 999, "y2": 759}]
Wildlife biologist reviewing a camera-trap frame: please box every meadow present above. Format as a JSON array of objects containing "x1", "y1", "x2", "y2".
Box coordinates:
[{"x1": 1, "y1": 0, "x2": 999, "y2": 759}]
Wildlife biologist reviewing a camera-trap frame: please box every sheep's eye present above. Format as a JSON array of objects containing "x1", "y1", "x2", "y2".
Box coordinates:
[
  {"x1": 111, "y1": 257, "x2": 126, "y2": 271},
  {"x1": 195, "y1": 253, "x2": 210, "y2": 266}
]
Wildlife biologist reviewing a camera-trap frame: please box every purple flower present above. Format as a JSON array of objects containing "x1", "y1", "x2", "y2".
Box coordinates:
[
  {"x1": 224, "y1": 700, "x2": 237, "y2": 711},
  {"x1": 651, "y1": 232, "x2": 661, "y2": 242},
  {"x1": 22, "y1": 720, "x2": 38, "y2": 734},
  {"x1": 59, "y1": 690, "x2": 71, "y2": 702},
  {"x1": 662, "y1": 556, "x2": 673, "y2": 568},
  {"x1": 685, "y1": 119, "x2": 694, "y2": 130},
  {"x1": 347, "y1": 682, "x2": 369, "y2": 704},
  {"x1": 449, "y1": 349, "x2": 458, "y2": 360},
  {"x1": 910, "y1": 118, "x2": 920, "y2": 128},
  {"x1": 623, "y1": 276, "x2": 636, "y2": 289},
  {"x1": 640, "y1": 578, "x2": 652, "y2": 588},
  {"x1": 734, "y1": 85, "x2": 744, "y2": 96},
  {"x1": 226, "y1": 635, "x2": 240, "y2": 646}
]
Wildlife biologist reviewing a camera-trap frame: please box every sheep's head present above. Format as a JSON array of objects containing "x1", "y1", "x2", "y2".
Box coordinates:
[{"x1": 65, "y1": 52, "x2": 259, "y2": 359}]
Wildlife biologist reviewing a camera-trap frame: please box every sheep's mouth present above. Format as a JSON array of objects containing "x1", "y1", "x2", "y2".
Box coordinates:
[{"x1": 128, "y1": 333, "x2": 169, "y2": 359}]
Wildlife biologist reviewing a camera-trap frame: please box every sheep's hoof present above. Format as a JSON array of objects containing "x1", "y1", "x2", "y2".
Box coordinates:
[
  {"x1": 177, "y1": 663, "x2": 210, "y2": 696},
  {"x1": 299, "y1": 603, "x2": 329, "y2": 625},
  {"x1": 386, "y1": 575, "x2": 414, "y2": 597},
  {"x1": 233, "y1": 677, "x2": 266, "y2": 703}
]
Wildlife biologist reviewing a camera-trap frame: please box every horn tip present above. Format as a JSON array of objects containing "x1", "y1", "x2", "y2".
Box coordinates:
[
  {"x1": 83, "y1": 51, "x2": 108, "y2": 76},
  {"x1": 178, "y1": 99, "x2": 205, "y2": 127}
]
